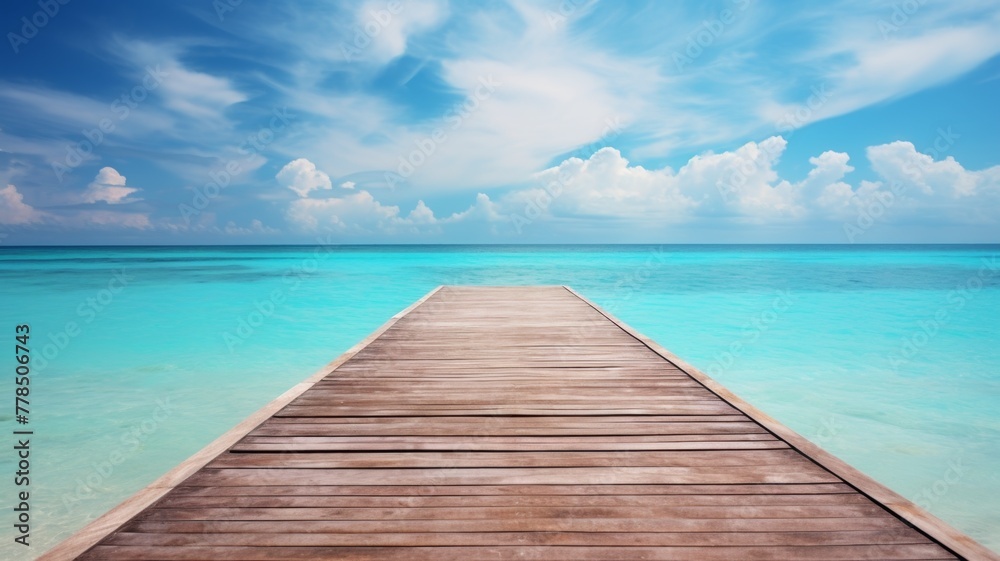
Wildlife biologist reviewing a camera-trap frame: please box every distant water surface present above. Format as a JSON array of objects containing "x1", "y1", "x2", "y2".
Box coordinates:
[{"x1": 1, "y1": 244, "x2": 998, "y2": 558}]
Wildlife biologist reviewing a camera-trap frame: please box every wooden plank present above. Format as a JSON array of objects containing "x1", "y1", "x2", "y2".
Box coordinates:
[
  {"x1": 135, "y1": 504, "x2": 895, "y2": 522},
  {"x1": 155, "y1": 492, "x2": 877, "y2": 509},
  {"x1": 168, "y1": 482, "x2": 856, "y2": 496},
  {"x1": 260, "y1": 414, "x2": 749, "y2": 423},
  {"x1": 124, "y1": 516, "x2": 911, "y2": 535},
  {"x1": 206, "y1": 449, "x2": 813, "y2": 468},
  {"x1": 180, "y1": 466, "x2": 845, "y2": 486},
  {"x1": 277, "y1": 406, "x2": 741, "y2": 416},
  {"x1": 251, "y1": 421, "x2": 768, "y2": 436},
  {"x1": 105, "y1": 529, "x2": 932, "y2": 547},
  {"x1": 231, "y1": 438, "x2": 789, "y2": 452}
]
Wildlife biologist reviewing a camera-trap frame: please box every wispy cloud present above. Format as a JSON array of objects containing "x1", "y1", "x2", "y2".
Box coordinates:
[{"x1": 0, "y1": 0, "x2": 997, "y2": 242}]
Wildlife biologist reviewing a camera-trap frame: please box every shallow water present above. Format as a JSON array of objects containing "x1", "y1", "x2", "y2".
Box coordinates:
[{"x1": 1, "y1": 244, "x2": 998, "y2": 558}]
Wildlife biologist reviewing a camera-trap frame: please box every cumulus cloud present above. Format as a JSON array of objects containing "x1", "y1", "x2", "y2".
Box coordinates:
[
  {"x1": 526, "y1": 147, "x2": 696, "y2": 220},
  {"x1": 2, "y1": 182, "x2": 152, "y2": 229},
  {"x1": 863, "y1": 140, "x2": 1000, "y2": 225},
  {"x1": 282, "y1": 150, "x2": 510, "y2": 234},
  {"x1": 504, "y1": 138, "x2": 801, "y2": 224},
  {"x1": 501, "y1": 136, "x2": 1000, "y2": 228},
  {"x1": 287, "y1": 190, "x2": 415, "y2": 232},
  {"x1": 278, "y1": 158, "x2": 333, "y2": 198},
  {"x1": 286, "y1": 188, "x2": 506, "y2": 234},
  {"x1": 223, "y1": 219, "x2": 278, "y2": 235},
  {"x1": 867, "y1": 140, "x2": 999, "y2": 198},
  {"x1": 82, "y1": 167, "x2": 139, "y2": 204},
  {"x1": 77, "y1": 210, "x2": 152, "y2": 229},
  {"x1": 0, "y1": 184, "x2": 44, "y2": 225},
  {"x1": 447, "y1": 193, "x2": 507, "y2": 223},
  {"x1": 279, "y1": 136, "x2": 999, "y2": 237}
]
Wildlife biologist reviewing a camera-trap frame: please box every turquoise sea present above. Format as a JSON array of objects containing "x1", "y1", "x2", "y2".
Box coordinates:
[{"x1": 1, "y1": 244, "x2": 998, "y2": 558}]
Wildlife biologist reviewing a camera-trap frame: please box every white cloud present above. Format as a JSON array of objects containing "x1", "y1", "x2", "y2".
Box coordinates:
[
  {"x1": 867, "y1": 140, "x2": 1000, "y2": 198},
  {"x1": 447, "y1": 193, "x2": 507, "y2": 224},
  {"x1": 1, "y1": 181, "x2": 152, "y2": 229},
  {"x1": 863, "y1": 141, "x2": 1000, "y2": 224},
  {"x1": 497, "y1": 136, "x2": 1000, "y2": 229},
  {"x1": 762, "y1": 8, "x2": 1000, "y2": 129},
  {"x1": 277, "y1": 158, "x2": 333, "y2": 197},
  {"x1": 76, "y1": 210, "x2": 152, "y2": 230},
  {"x1": 285, "y1": 188, "x2": 506, "y2": 234},
  {"x1": 287, "y1": 190, "x2": 413, "y2": 232},
  {"x1": 82, "y1": 167, "x2": 139, "y2": 204},
  {"x1": 406, "y1": 199, "x2": 437, "y2": 225},
  {"x1": 223, "y1": 219, "x2": 278, "y2": 235},
  {"x1": 268, "y1": 133, "x2": 1000, "y2": 238},
  {"x1": 506, "y1": 138, "x2": 800, "y2": 224},
  {"x1": 267, "y1": 2, "x2": 654, "y2": 194},
  {"x1": 0, "y1": 184, "x2": 44, "y2": 225},
  {"x1": 122, "y1": 41, "x2": 246, "y2": 120},
  {"x1": 4, "y1": 3, "x2": 1000, "y2": 243},
  {"x1": 523, "y1": 147, "x2": 696, "y2": 221},
  {"x1": 354, "y1": 0, "x2": 447, "y2": 64},
  {"x1": 160, "y1": 63, "x2": 245, "y2": 119},
  {"x1": 210, "y1": 2, "x2": 1000, "y2": 197}
]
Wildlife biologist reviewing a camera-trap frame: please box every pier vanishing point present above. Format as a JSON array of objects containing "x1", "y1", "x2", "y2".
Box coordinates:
[{"x1": 42, "y1": 286, "x2": 999, "y2": 560}]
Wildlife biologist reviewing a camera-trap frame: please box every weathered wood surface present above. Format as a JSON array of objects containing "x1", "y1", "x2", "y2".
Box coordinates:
[{"x1": 43, "y1": 286, "x2": 997, "y2": 560}]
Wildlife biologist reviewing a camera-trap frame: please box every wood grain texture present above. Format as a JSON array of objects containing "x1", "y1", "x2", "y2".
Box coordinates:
[{"x1": 43, "y1": 285, "x2": 995, "y2": 560}]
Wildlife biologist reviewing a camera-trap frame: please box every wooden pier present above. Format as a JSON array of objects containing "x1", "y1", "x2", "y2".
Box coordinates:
[{"x1": 43, "y1": 286, "x2": 998, "y2": 560}]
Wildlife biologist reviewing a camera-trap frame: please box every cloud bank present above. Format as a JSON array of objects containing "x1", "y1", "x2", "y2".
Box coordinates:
[{"x1": 278, "y1": 137, "x2": 1000, "y2": 241}]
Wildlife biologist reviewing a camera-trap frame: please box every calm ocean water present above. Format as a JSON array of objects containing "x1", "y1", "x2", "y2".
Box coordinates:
[{"x1": 1, "y1": 244, "x2": 998, "y2": 557}]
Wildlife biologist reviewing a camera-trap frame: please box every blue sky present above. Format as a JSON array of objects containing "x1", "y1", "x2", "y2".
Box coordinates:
[{"x1": 1, "y1": 0, "x2": 998, "y2": 244}]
